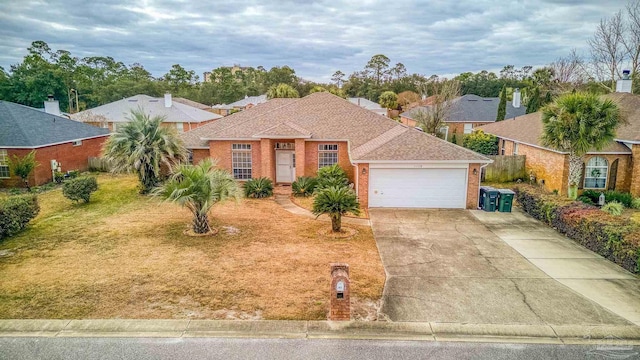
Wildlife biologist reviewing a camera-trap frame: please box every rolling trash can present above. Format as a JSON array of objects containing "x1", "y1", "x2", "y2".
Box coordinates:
[
  {"x1": 497, "y1": 189, "x2": 515, "y2": 212},
  {"x1": 481, "y1": 187, "x2": 499, "y2": 212}
]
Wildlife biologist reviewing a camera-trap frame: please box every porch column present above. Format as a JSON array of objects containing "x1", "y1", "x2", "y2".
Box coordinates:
[
  {"x1": 260, "y1": 138, "x2": 274, "y2": 181},
  {"x1": 295, "y1": 138, "x2": 306, "y2": 179}
]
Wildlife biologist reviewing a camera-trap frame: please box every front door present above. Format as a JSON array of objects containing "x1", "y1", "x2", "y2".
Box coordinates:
[{"x1": 276, "y1": 151, "x2": 295, "y2": 183}]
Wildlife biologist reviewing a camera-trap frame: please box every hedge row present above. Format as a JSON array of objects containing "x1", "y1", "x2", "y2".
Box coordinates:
[
  {"x1": 515, "y1": 186, "x2": 640, "y2": 274},
  {"x1": 0, "y1": 195, "x2": 40, "y2": 240}
]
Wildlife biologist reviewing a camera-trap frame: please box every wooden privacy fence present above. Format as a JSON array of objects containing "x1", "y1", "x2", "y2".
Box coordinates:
[
  {"x1": 482, "y1": 155, "x2": 526, "y2": 182},
  {"x1": 88, "y1": 157, "x2": 112, "y2": 172}
]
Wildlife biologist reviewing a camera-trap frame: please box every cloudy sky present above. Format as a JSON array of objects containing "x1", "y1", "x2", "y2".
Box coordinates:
[{"x1": 0, "y1": 0, "x2": 630, "y2": 82}]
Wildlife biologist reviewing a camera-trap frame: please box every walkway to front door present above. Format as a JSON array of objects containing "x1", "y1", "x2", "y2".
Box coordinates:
[{"x1": 276, "y1": 151, "x2": 295, "y2": 183}]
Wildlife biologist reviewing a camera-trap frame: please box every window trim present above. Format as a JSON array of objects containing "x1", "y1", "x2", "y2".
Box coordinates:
[
  {"x1": 0, "y1": 150, "x2": 9, "y2": 179},
  {"x1": 584, "y1": 156, "x2": 608, "y2": 189},
  {"x1": 318, "y1": 144, "x2": 339, "y2": 169},
  {"x1": 232, "y1": 143, "x2": 252, "y2": 180},
  {"x1": 463, "y1": 123, "x2": 473, "y2": 134}
]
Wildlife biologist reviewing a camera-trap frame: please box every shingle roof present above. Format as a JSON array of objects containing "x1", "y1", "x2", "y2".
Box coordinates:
[
  {"x1": 228, "y1": 95, "x2": 268, "y2": 108},
  {"x1": 478, "y1": 111, "x2": 631, "y2": 154},
  {"x1": 604, "y1": 92, "x2": 640, "y2": 142},
  {"x1": 173, "y1": 97, "x2": 211, "y2": 110},
  {"x1": 72, "y1": 95, "x2": 221, "y2": 123},
  {"x1": 183, "y1": 92, "x2": 490, "y2": 163},
  {"x1": 0, "y1": 101, "x2": 109, "y2": 148},
  {"x1": 400, "y1": 94, "x2": 526, "y2": 122}
]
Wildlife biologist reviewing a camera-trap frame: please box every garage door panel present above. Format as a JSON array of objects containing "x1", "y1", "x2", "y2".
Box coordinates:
[{"x1": 369, "y1": 168, "x2": 467, "y2": 208}]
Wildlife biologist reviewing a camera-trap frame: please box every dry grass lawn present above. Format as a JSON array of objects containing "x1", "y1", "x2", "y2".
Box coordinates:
[{"x1": 0, "y1": 174, "x2": 385, "y2": 320}]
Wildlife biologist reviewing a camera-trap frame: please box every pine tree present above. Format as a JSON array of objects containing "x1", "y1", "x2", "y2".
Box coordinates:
[
  {"x1": 526, "y1": 87, "x2": 540, "y2": 114},
  {"x1": 496, "y1": 85, "x2": 507, "y2": 121}
]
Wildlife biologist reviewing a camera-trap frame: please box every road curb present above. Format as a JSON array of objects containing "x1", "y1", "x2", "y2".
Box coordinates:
[{"x1": 1, "y1": 319, "x2": 640, "y2": 344}]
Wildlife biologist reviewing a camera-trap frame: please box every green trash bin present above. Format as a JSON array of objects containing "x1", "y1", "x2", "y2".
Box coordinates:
[
  {"x1": 497, "y1": 189, "x2": 515, "y2": 212},
  {"x1": 481, "y1": 187, "x2": 499, "y2": 212}
]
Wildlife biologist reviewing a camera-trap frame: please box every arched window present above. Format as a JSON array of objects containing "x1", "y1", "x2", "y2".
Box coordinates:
[{"x1": 584, "y1": 157, "x2": 608, "y2": 189}]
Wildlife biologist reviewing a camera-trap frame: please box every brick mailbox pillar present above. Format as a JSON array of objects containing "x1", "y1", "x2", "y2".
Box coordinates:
[{"x1": 329, "y1": 263, "x2": 350, "y2": 321}]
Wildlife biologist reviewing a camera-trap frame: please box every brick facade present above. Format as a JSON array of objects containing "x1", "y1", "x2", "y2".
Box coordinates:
[
  {"x1": 1, "y1": 136, "x2": 108, "y2": 187},
  {"x1": 467, "y1": 163, "x2": 481, "y2": 209},
  {"x1": 357, "y1": 163, "x2": 369, "y2": 208}
]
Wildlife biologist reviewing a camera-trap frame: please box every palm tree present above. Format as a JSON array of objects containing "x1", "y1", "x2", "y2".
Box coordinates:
[
  {"x1": 154, "y1": 158, "x2": 240, "y2": 234},
  {"x1": 541, "y1": 92, "x2": 622, "y2": 199},
  {"x1": 266, "y1": 83, "x2": 299, "y2": 99},
  {"x1": 103, "y1": 108, "x2": 187, "y2": 194},
  {"x1": 312, "y1": 186, "x2": 360, "y2": 232}
]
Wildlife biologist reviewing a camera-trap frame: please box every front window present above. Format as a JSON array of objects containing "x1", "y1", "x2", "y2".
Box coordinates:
[
  {"x1": 0, "y1": 150, "x2": 9, "y2": 178},
  {"x1": 187, "y1": 150, "x2": 193, "y2": 164},
  {"x1": 463, "y1": 123, "x2": 473, "y2": 134},
  {"x1": 176, "y1": 122, "x2": 184, "y2": 133},
  {"x1": 501, "y1": 139, "x2": 506, "y2": 155},
  {"x1": 232, "y1": 143, "x2": 252, "y2": 180},
  {"x1": 514, "y1": 143, "x2": 519, "y2": 155},
  {"x1": 318, "y1": 144, "x2": 338, "y2": 169},
  {"x1": 584, "y1": 156, "x2": 608, "y2": 189}
]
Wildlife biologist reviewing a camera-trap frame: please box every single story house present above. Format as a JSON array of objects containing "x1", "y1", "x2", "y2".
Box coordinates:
[
  {"x1": 173, "y1": 97, "x2": 219, "y2": 114},
  {"x1": 478, "y1": 92, "x2": 640, "y2": 196},
  {"x1": 182, "y1": 92, "x2": 490, "y2": 209},
  {"x1": 0, "y1": 100, "x2": 110, "y2": 187},
  {"x1": 72, "y1": 94, "x2": 222, "y2": 133},
  {"x1": 348, "y1": 97, "x2": 388, "y2": 117},
  {"x1": 212, "y1": 95, "x2": 268, "y2": 116},
  {"x1": 399, "y1": 93, "x2": 526, "y2": 141}
]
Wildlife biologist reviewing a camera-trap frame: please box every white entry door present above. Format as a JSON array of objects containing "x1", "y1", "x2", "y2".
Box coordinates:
[
  {"x1": 276, "y1": 151, "x2": 295, "y2": 183},
  {"x1": 369, "y1": 167, "x2": 467, "y2": 208}
]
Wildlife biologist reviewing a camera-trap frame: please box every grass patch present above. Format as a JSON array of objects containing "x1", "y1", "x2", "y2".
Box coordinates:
[
  {"x1": 0, "y1": 174, "x2": 384, "y2": 320},
  {"x1": 291, "y1": 195, "x2": 369, "y2": 219}
]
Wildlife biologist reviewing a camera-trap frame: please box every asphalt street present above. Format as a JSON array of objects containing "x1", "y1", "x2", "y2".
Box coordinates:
[{"x1": 1, "y1": 338, "x2": 639, "y2": 360}]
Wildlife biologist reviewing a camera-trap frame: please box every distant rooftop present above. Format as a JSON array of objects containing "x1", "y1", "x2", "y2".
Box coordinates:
[{"x1": 400, "y1": 94, "x2": 526, "y2": 122}]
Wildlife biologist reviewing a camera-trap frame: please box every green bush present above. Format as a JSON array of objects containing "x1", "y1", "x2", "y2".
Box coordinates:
[
  {"x1": 462, "y1": 130, "x2": 498, "y2": 155},
  {"x1": 577, "y1": 195, "x2": 594, "y2": 205},
  {"x1": 632, "y1": 198, "x2": 640, "y2": 210},
  {"x1": 316, "y1": 164, "x2": 348, "y2": 190},
  {"x1": 0, "y1": 195, "x2": 40, "y2": 239},
  {"x1": 62, "y1": 177, "x2": 98, "y2": 203},
  {"x1": 582, "y1": 189, "x2": 632, "y2": 207},
  {"x1": 243, "y1": 177, "x2": 273, "y2": 198},
  {"x1": 602, "y1": 201, "x2": 624, "y2": 216},
  {"x1": 292, "y1": 176, "x2": 317, "y2": 197},
  {"x1": 514, "y1": 186, "x2": 639, "y2": 274}
]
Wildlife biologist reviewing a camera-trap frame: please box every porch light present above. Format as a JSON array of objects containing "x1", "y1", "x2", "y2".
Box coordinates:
[
  {"x1": 362, "y1": 167, "x2": 367, "y2": 175},
  {"x1": 473, "y1": 168, "x2": 478, "y2": 175}
]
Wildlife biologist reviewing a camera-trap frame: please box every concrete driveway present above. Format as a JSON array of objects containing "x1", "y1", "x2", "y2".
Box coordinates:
[{"x1": 369, "y1": 208, "x2": 636, "y2": 326}]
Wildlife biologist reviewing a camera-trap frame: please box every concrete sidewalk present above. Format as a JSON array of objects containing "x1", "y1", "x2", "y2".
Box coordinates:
[
  {"x1": 274, "y1": 195, "x2": 371, "y2": 226},
  {"x1": 472, "y1": 208, "x2": 640, "y2": 327},
  {"x1": 1, "y1": 319, "x2": 640, "y2": 344}
]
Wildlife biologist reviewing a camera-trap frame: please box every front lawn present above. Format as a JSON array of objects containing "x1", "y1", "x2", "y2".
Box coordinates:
[{"x1": 0, "y1": 174, "x2": 385, "y2": 320}]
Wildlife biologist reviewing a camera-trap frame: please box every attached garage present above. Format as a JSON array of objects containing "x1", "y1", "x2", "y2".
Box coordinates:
[{"x1": 368, "y1": 166, "x2": 468, "y2": 208}]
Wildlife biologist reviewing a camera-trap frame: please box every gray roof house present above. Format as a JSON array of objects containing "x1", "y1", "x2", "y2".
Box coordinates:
[
  {"x1": 0, "y1": 100, "x2": 110, "y2": 186},
  {"x1": 72, "y1": 94, "x2": 222, "y2": 132},
  {"x1": 348, "y1": 97, "x2": 387, "y2": 116},
  {"x1": 400, "y1": 94, "x2": 527, "y2": 123}
]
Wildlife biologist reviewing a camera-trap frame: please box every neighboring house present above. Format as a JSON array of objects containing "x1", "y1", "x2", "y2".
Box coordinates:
[
  {"x1": 348, "y1": 97, "x2": 387, "y2": 117},
  {"x1": 72, "y1": 94, "x2": 222, "y2": 133},
  {"x1": 212, "y1": 95, "x2": 268, "y2": 116},
  {"x1": 182, "y1": 92, "x2": 490, "y2": 209},
  {"x1": 478, "y1": 90, "x2": 640, "y2": 196},
  {"x1": 399, "y1": 93, "x2": 526, "y2": 140},
  {"x1": 0, "y1": 100, "x2": 110, "y2": 187},
  {"x1": 173, "y1": 97, "x2": 219, "y2": 114},
  {"x1": 402, "y1": 95, "x2": 437, "y2": 112}
]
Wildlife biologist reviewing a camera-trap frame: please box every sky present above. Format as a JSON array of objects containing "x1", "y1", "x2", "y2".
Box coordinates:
[{"x1": 0, "y1": 0, "x2": 631, "y2": 82}]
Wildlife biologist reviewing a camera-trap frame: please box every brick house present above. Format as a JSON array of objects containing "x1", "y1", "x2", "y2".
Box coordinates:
[
  {"x1": 182, "y1": 92, "x2": 491, "y2": 209},
  {"x1": 72, "y1": 94, "x2": 222, "y2": 133},
  {"x1": 0, "y1": 100, "x2": 110, "y2": 187},
  {"x1": 399, "y1": 93, "x2": 526, "y2": 142},
  {"x1": 478, "y1": 92, "x2": 640, "y2": 196}
]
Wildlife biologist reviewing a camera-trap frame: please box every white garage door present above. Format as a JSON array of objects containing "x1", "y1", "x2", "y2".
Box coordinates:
[{"x1": 368, "y1": 168, "x2": 467, "y2": 208}]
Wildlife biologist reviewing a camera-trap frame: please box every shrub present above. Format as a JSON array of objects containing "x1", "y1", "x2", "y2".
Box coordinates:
[
  {"x1": 243, "y1": 177, "x2": 273, "y2": 198},
  {"x1": 62, "y1": 177, "x2": 98, "y2": 203},
  {"x1": 578, "y1": 195, "x2": 594, "y2": 205},
  {"x1": 0, "y1": 195, "x2": 40, "y2": 239},
  {"x1": 602, "y1": 201, "x2": 624, "y2": 216},
  {"x1": 581, "y1": 189, "x2": 601, "y2": 203},
  {"x1": 604, "y1": 190, "x2": 633, "y2": 208},
  {"x1": 632, "y1": 198, "x2": 640, "y2": 210},
  {"x1": 462, "y1": 130, "x2": 498, "y2": 155},
  {"x1": 316, "y1": 164, "x2": 348, "y2": 190},
  {"x1": 515, "y1": 186, "x2": 639, "y2": 274},
  {"x1": 312, "y1": 186, "x2": 360, "y2": 232},
  {"x1": 292, "y1": 176, "x2": 317, "y2": 197}
]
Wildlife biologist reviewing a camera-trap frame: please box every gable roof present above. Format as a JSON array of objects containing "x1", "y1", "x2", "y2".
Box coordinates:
[
  {"x1": 400, "y1": 94, "x2": 526, "y2": 123},
  {"x1": 604, "y1": 92, "x2": 640, "y2": 142},
  {"x1": 0, "y1": 101, "x2": 110, "y2": 148},
  {"x1": 72, "y1": 95, "x2": 222, "y2": 123},
  {"x1": 478, "y1": 111, "x2": 631, "y2": 154},
  {"x1": 183, "y1": 92, "x2": 490, "y2": 163},
  {"x1": 173, "y1": 97, "x2": 211, "y2": 110}
]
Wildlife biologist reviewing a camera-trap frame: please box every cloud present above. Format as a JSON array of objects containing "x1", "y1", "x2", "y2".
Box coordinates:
[{"x1": 0, "y1": 0, "x2": 631, "y2": 81}]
